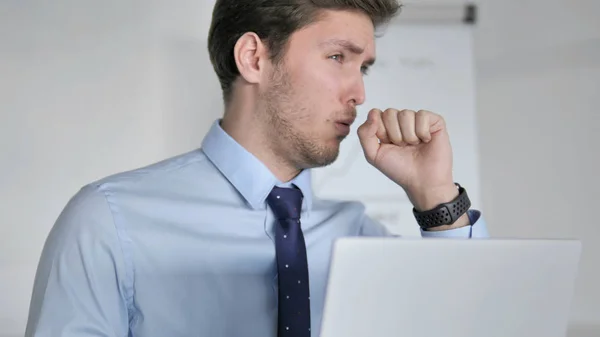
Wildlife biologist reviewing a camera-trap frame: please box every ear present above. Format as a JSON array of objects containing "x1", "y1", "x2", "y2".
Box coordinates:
[{"x1": 233, "y1": 32, "x2": 268, "y2": 85}]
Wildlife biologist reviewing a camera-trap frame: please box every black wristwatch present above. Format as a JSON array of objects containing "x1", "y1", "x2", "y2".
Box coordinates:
[{"x1": 412, "y1": 183, "x2": 471, "y2": 230}]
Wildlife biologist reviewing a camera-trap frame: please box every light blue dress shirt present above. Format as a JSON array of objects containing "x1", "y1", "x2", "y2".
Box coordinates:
[{"x1": 26, "y1": 119, "x2": 488, "y2": 337}]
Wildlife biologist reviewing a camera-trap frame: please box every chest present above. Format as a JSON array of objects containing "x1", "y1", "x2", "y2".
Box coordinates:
[{"x1": 122, "y1": 201, "x2": 361, "y2": 336}]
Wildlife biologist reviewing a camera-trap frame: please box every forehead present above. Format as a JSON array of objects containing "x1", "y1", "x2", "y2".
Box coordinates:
[{"x1": 289, "y1": 9, "x2": 376, "y2": 56}]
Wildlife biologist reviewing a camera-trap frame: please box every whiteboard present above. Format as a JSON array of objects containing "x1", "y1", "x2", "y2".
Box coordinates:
[{"x1": 311, "y1": 24, "x2": 482, "y2": 236}]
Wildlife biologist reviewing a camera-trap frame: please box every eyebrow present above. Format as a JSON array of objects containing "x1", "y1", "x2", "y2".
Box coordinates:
[{"x1": 320, "y1": 39, "x2": 376, "y2": 66}]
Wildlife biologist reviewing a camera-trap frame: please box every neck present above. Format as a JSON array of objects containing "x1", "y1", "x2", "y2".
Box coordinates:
[{"x1": 220, "y1": 90, "x2": 301, "y2": 183}]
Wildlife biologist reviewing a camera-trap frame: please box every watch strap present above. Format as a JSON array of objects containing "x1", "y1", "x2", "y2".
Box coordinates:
[{"x1": 413, "y1": 183, "x2": 471, "y2": 230}]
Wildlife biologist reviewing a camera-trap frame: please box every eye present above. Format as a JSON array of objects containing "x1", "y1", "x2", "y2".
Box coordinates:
[
  {"x1": 329, "y1": 54, "x2": 344, "y2": 63},
  {"x1": 361, "y1": 66, "x2": 370, "y2": 75}
]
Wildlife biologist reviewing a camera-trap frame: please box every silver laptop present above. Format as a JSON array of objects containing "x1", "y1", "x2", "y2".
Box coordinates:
[{"x1": 319, "y1": 238, "x2": 582, "y2": 337}]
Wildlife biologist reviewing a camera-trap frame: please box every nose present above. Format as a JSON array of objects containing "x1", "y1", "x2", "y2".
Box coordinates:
[{"x1": 348, "y1": 76, "x2": 366, "y2": 107}]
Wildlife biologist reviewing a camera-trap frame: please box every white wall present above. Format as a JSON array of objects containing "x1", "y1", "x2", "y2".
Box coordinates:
[
  {"x1": 474, "y1": 0, "x2": 600, "y2": 334},
  {"x1": 1, "y1": 0, "x2": 598, "y2": 336},
  {"x1": 0, "y1": 1, "x2": 222, "y2": 334}
]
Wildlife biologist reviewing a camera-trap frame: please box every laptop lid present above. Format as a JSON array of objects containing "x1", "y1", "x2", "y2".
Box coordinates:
[{"x1": 319, "y1": 238, "x2": 582, "y2": 337}]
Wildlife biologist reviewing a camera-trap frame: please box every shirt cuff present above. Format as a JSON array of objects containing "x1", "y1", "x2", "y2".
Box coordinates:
[{"x1": 420, "y1": 210, "x2": 489, "y2": 238}]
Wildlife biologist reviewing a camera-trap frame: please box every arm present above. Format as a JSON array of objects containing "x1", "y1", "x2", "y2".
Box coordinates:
[
  {"x1": 355, "y1": 108, "x2": 490, "y2": 239},
  {"x1": 25, "y1": 185, "x2": 131, "y2": 336},
  {"x1": 409, "y1": 183, "x2": 489, "y2": 238}
]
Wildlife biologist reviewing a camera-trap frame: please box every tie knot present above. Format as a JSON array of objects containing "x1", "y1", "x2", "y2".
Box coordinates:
[{"x1": 267, "y1": 186, "x2": 303, "y2": 220}]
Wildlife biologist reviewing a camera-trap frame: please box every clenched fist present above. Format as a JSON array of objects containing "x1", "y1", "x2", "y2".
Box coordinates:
[{"x1": 357, "y1": 108, "x2": 466, "y2": 228}]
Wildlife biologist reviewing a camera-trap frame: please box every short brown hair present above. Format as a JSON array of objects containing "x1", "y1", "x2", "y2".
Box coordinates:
[{"x1": 207, "y1": 0, "x2": 402, "y2": 102}]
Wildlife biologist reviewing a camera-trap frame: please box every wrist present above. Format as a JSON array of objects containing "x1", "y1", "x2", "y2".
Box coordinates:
[
  {"x1": 410, "y1": 182, "x2": 472, "y2": 231},
  {"x1": 425, "y1": 213, "x2": 470, "y2": 231},
  {"x1": 408, "y1": 184, "x2": 459, "y2": 212}
]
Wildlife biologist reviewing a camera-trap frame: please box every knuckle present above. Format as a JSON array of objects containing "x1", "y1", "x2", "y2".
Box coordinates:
[
  {"x1": 416, "y1": 110, "x2": 429, "y2": 118},
  {"x1": 383, "y1": 108, "x2": 397, "y2": 118},
  {"x1": 399, "y1": 109, "x2": 415, "y2": 118}
]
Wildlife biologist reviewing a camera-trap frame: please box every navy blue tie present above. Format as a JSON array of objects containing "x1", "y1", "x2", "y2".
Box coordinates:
[{"x1": 267, "y1": 186, "x2": 311, "y2": 337}]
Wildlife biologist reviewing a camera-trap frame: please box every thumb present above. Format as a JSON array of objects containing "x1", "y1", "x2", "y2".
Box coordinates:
[{"x1": 357, "y1": 109, "x2": 382, "y2": 164}]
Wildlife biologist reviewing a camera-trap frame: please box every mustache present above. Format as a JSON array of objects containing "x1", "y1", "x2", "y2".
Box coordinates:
[{"x1": 340, "y1": 107, "x2": 357, "y2": 119}]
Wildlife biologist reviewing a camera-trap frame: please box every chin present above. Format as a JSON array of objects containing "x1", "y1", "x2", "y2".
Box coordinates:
[
  {"x1": 299, "y1": 146, "x2": 338, "y2": 168},
  {"x1": 296, "y1": 134, "x2": 342, "y2": 168},
  {"x1": 316, "y1": 145, "x2": 341, "y2": 167}
]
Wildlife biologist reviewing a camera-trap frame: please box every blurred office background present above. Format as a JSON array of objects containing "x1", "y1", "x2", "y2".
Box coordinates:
[{"x1": 1, "y1": 0, "x2": 598, "y2": 336}]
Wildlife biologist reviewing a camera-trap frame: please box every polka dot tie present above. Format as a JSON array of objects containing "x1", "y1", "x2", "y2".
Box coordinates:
[{"x1": 267, "y1": 186, "x2": 311, "y2": 337}]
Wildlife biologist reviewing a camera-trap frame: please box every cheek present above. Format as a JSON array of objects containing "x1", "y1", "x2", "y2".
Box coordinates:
[
  {"x1": 286, "y1": 61, "x2": 343, "y2": 132},
  {"x1": 298, "y1": 65, "x2": 342, "y2": 109}
]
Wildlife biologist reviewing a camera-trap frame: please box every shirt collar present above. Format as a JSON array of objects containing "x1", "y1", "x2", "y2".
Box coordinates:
[{"x1": 201, "y1": 119, "x2": 313, "y2": 214}]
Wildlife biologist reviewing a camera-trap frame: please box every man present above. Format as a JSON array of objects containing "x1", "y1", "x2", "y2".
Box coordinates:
[{"x1": 26, "y1": 0, "x2": 488, "y2": 336}]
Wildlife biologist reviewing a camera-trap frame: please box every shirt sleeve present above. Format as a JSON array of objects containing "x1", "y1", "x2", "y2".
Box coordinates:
[
  {"x1": 25, "y1": 185, "x2": 131, "y2": 337},
  {"x1": 419, "y1": 210, "x2": 488, "y2": 238},
  {"x1": 359, "y1": 209, "x2": 489, "y2": 238}
]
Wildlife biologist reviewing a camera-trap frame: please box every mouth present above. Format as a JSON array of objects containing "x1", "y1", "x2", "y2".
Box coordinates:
[{"x1": 334, "y1": 117, "x2": 355, "y2": 137}]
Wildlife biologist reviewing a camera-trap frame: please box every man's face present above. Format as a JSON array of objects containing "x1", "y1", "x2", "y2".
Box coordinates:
[{"x1": 259, "y1": 9, "x2": 376, "y2": 169}]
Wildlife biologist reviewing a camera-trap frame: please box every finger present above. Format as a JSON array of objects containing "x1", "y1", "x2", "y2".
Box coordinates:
[
  {"x1": 357, "y1": 109, "x2": 382, "y2": 163},
  {"x1": 374, "y1": 109, "x2": 390, "y2": 144},
  {"x1": 427, "y1": 110, "x2": 446, "y2": 134},
  {"x1": 382, "y1": 108, "x2": 402, "y2": 145},
  {"x1": 398, "y1": 109, "x2": 420, "y2": 145},
  {"x1": 415, "y1": 110, "x2": 432, "y2": 143}
]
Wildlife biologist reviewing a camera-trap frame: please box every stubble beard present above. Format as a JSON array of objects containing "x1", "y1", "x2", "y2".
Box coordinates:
[{"x1": 260, "y1": 64, "x2": 341, "y2": 170}]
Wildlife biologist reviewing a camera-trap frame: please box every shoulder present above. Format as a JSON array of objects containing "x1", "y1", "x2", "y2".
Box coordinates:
[
  {"x1": 89, "y1": 149, "x2": 211, "y2": 194},
  {"x1": 49, "y1": 149, "x2": 215, "y2": 241}
]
